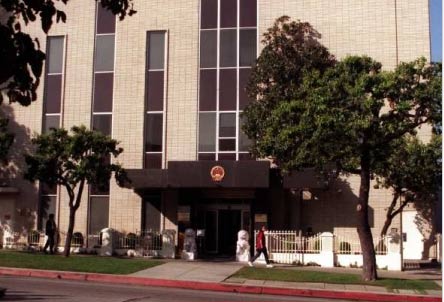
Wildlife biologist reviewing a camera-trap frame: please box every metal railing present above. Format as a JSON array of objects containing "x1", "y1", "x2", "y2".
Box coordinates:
[
  {"x1": 256, "y1": 230, "x2": 322, "y2": 254},
  {"x1": 334, "y1": 234, "x2": 388, "y2": 255},
  {"x1": 115, "y1": 230, "x2": 163, "y2": 256}
]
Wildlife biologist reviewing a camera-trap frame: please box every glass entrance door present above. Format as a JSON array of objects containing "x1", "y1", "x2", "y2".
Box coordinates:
[{"x1": 218, "y1": 209, "x2": 241, "y2": 255}]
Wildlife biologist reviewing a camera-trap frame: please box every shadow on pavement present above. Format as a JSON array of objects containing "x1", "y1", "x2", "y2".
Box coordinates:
[{"x1": 2, "y1": 290, "x2": 66, "y2": 301}]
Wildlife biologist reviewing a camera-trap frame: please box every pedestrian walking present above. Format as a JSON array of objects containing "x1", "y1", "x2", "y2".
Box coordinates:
[
  {"x1": 43, "y1": 214, "x2": 57, "y2": 254},
  {"x1": 248, "y1": 225, "x2": 273, "y2": 268}
]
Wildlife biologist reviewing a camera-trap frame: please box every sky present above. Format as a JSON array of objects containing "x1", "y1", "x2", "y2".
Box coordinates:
[{"x1": 430, "y1": 0, "x2": 442, "y2": 62}]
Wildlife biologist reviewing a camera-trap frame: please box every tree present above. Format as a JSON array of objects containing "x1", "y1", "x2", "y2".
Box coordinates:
[
  {"x1": 24, "y1": 125, "x2": 129, "y2": 256},
  {"x1": 0, "y1": 0, "x2": 135, "y2": 168},
  {"x1": 243, "y1": 17, "x2": 442, "y2": 280},
  {"x1": 243, "y1": 16, "x2": 335, "y2": 156},
  {"x1": 375, "y1": 135, "x2": 442, "y2": 237},
  {"x1": 0, "y1": 117, "x2": 14, "y2": 164},
  {"x1": 0, "y1": 0, "x2": 136, "y2": 106}
]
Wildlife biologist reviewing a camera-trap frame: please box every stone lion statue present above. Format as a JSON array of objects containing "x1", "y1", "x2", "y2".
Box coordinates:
[
  {"x1": 236, "y1": 230, "x2": 250, "y2": 262},
  {"x1": 183, "y1": 228, "x2": 197, "y2": 253}
]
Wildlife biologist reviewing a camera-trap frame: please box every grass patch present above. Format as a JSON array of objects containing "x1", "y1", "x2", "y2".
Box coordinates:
[
  {"x1": 0, "y1": 250, "x2": 163, "y2": 274},
  {"x1": 233, "y1": 267, "x2": 441, "y2": 291}
]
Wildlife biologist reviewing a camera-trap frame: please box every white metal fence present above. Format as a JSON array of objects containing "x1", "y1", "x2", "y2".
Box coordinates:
[
  {"x1": 115, "y1": 230, "x2": 163, "y2": 256},
  {"x1": 263, "y1": 230, "x2": 321, "y2": 254},
  {"x1": 334, "y1": 234, "x2": 388, "y2": 255}
]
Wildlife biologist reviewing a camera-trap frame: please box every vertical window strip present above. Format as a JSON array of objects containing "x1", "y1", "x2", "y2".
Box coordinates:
[
  {"x1": 43, "y1": 36, "x2": 65, "y2": 133},
  {"x1": 198, "y1": 0, "x2": 256, "y2": 161},
  {"x1": 88, "y1": 3, "x2": 115, "y2": 236},
  {"x1": 144, "y1": 31, "x2": 166, "y2": 169},
  {"x1": 39, "y1": 36, "x2": 65, "y2": 229}
]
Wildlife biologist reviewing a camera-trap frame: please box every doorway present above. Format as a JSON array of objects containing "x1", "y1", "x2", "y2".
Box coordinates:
[
  {"x1": 218, "y1": 210, "x2": 241, "y2": 255},
  {"x1": 199, "y1": 200, "x2": 250, "y2": 255}
]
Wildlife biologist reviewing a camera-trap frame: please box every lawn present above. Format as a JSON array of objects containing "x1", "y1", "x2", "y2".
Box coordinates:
[
  {"x1": 233, "y1": 267, "x2": 441, "y2": 292},
  {"x1": 0, "y1": 250, "x2": 163, "y2": 274}
]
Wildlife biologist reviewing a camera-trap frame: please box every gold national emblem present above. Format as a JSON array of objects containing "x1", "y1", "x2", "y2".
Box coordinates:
[{"x1": 210, "y1": 166, "x2": 225, "y2": 182}]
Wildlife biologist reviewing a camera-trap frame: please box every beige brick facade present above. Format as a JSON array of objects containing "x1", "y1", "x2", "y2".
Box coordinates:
[{"x1": 2, "y1": 0, "x2": 431, "y2": 243}]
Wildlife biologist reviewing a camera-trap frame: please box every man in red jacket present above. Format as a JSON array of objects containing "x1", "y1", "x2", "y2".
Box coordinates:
[{"x1": 248, "y1": 225, "x2": 273, "y2": 268}]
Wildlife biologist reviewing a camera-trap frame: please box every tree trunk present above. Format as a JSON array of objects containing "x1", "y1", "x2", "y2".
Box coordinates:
[
  {"x1": 381, "y1": 193, "x2": 399, "y2": 236},
  {"x1": 380, "y1": 216, "x2": 393, "y2": 237},
  {"x1": 357, "y1": 153, "x2": 378, "y2": 281},
  {"x1": 63, "y1": 205, "x2": 76, "y2": 257}
]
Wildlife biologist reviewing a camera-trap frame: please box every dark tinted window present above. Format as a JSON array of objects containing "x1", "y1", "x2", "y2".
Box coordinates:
[
  {"x1": 43, "y1": 115, "x2": 60, "y2": 133},
  {"x1": 240, "y1": 0, "x2": 257, "y2": 27},
  {"x1": 220, "y1": 29, "x2": 237, "y2": 67},
  {"x1": 219, "y1": 113, "x2": 236, "y2": 137},
  {"x1": 148, "y1": 32, "x2": 165, "y2": 70},
  {"x1": 144, "y1": 153, "x2": 162, "y2": 169},
  {"x1": 44, "y1": 75, "x2": 62, "y2": 114},
  {"x1": 200, "y1": 30, "x2": 217, "y2": 68},
  {"x1": 239, "y1": 153, "x2": 254, "y2": 160},
  {"x1": 146, "y1": 71, "x2": 164, "y2": 111},
  {"x1": 218, "y1": 153, "x2": 236, "y2": 160},
  {"x1": 145, "y1": 113, "x2": 163, "y2": 152},
  {"x1": 198, "y1": 153, "x2": 216, "y2": 161},
  {"x1": 201, "y1": 0, "x2": 218, "y2": 29},
  {"x1": 239, "y1": 68, "x2": 252, "y2": 109},
  {"x1": 199, "y1": 69, "x2": 217, "y2": 111},
  {"x1": 92, "y1": 114, "x2": 112, "y2": 136},
  {"x1": 96, "y1": 5, "x2": 116, "y2": 34},
  {"x1": 47, "y1": 37, "x2": 64, "y2": 74},
  {"x1": 94, "y1": 35, "x2": 115, "y2": 72},
  {"x1": 239, "y1": 29, "x2": 256, "y2": 66},
  {"x1": 219, "y1": 139, "x2": 236, "y2": 151},
  {"x1": 199, "y1": 113, "x2": 216, "y2": 152},
  {"x1": 219, "y1": 69, "x2": 237, "y2": 110},
  {"x1": 89, "y1": 196, "x2": 109, "y2": 234},
  {"x1": 220, "y1": 0, "x2": 237, "y2": 28},
  {"x1": 90, "y1": 183, "x2": 110, "y2": 195},
  {"x1": 38, "y1": 195, "x2": 56, "y2": 230},
  {"x1": 93, "y1": 73, "x2": 113, "y2": 112}
]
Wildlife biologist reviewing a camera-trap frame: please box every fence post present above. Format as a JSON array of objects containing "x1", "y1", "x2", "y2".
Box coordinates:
[
  {"x1": 320, "y1": 232, "x2": 334, "y2": 267},
  {"x1": 386, "y1": 234, "x2": 402, "y2": 271},
  {"x1": 161, "y1": 229, "x2": 176, "y2": 259}
]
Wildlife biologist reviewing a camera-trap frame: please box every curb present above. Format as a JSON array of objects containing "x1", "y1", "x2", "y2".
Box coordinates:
[{"x1": 0, "y1": 267, "x2": 440, "y2": 302}]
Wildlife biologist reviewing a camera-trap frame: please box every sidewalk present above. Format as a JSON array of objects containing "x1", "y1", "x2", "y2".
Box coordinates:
[{"x1": 0, "y1": 261, "x2": 441, "y2": 302}]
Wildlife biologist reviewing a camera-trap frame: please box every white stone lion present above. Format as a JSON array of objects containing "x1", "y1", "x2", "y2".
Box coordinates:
[
  {"x1": 182, "y1": 228, "x2": 197, "y2": 260},
  {"x1": 183, "y1": 228, "x2": 197, "y2": 253},
  {"x1": 236, "y1": 230, "x2": 250, "y2": 262}
]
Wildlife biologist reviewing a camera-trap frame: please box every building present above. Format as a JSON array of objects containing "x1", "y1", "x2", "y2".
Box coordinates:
[{"x1": 0, "y1": 0, "x2": 435, "y2": 258}]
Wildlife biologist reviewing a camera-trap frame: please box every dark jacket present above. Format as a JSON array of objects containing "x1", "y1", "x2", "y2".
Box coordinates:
[
  {"x1": 255, "y1": 230, "x2": 265, "y2": 250},
  {"x1": 45, "y1": 219, "x2": 56, "y2": 236}
]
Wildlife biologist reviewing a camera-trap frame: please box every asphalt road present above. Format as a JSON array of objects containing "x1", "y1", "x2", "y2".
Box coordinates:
[{"x1": 0, "y1": 276, "x2": 364, "y2": 302}]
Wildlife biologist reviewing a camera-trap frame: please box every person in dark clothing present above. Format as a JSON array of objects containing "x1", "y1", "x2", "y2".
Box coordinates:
[
  {"x1": 43, "y1": 214, "x2": 57, "y2": 254},
  {"x1": 248, "y1": 225, "x2": 273, "y2": 268}
]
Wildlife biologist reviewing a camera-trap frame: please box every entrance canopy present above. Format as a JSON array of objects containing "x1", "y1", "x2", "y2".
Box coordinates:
[
  {"x1": 126, "y1": 161, "x2": 328, "y2": 191},
  {"x1": 126, "y1": 161, "x2": 270, "y2": 189}
]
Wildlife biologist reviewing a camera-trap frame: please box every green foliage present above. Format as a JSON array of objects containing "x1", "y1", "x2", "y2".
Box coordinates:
[
  {"x1": 243, "y1": 16, "x2": 335, "y2": 167},
  {"x1": 24, "y1": 125, "x2": 128, "y2": 199},
  {"x1": 24, "y1": 125, "x2": 129, "y2": 256},
  {"x1": 0, "y1": 0, "x2": 136, "y2": 106},
  {"x1": 243, "y1": 17, "x2": 441, "y2": 280},
  {"x1": 375, "y1": 135, "x2": 441, "y2": 202},
  {"x1": 0, "y1": 116, "x2": 14, "y2": 164},
  {"x1": 234, "y1": 267, "x2": 441, "y2": 290}
]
